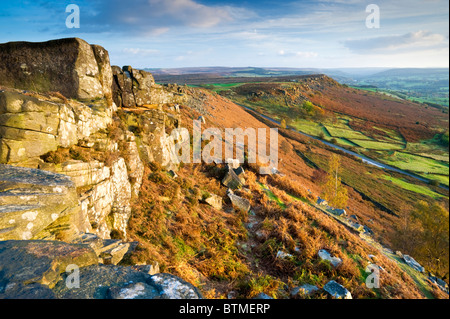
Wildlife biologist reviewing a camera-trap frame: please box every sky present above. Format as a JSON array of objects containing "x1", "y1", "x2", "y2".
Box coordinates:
[{"x1": 0, "y1": 0, "x2": 448, "y2": 69}]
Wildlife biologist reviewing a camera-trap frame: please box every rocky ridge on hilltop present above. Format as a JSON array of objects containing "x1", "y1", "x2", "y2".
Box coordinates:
[{"x1": 0, "y1": 38, "x2": 201, "y2": 299}]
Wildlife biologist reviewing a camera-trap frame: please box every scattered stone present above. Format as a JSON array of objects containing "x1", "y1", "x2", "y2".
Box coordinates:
[
  {"x1": 222, "y1": 167, "x2": 244, "y2": 190},
  {"x1": 349, "y1": 221, "x2": 365, "y2": 232},
  {"x1": 323, "y1": 280, "x2": 352, "y2": 299},
  {"x1": 403, "y1": 255, "x2": 425, "y2": 273},
  {"x1": 363, "y1": 225, "x2": 374, "y2": 235},
  {"x1": 276, "y1": 251, "x2": 293, "y2": 259},
  {"x1": 428, "y1": 275, "x2": 449, "y2": 294},
  {"x1": 99, "y1": 242, "x2": 130, "y2": 265},
  {"x1": 233, "y1": 166, "x2": 246, "y2": 184},
  {"x1": 132, "y1": 262, "x2": 160, "y2": 276},
  {"x1": 332, "y1": 208, "x2": 346, "y2": 217},
  {"x1": 228, "y1": 192, "x2": 251, "y2": 213},
  {"x1": 168, "y1": 170, "x2": 178, "y2": 179},
  {"x1": 318, "y1": 249, "x2": 342, "y2": 268},
  {"x1": 291, "y1": 284, "x2": 319, "y2": 298},
  {"x1": 204, "y1": 193, "x2": 223, "y2": 210},
  {"x1": 226, "y1": 158, "x2": 241, "y2": 170}
]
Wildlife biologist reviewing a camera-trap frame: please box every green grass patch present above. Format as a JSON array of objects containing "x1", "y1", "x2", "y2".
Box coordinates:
[{"x1": 259, "y1": 183, "x2": 286, "y2": 208}]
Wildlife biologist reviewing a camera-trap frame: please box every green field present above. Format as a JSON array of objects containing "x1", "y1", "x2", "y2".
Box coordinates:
[
  {"x1": 351, "y1": 139, "x2": 405, "y2": 151},
  {"x1": 426, "y1": 174, "x2": 449, "y2": 187},
  {"x1": 324, "y1": 125, "x2": 370, "y2": 140},
  {"x1": 381, "y1": 152, "x2": 449, "y2": 176},
  {"x1": 381, "y1": 175, "x2": 446, "y2": 199}
]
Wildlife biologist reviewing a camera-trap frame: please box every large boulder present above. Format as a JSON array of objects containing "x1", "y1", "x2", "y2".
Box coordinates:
[
  {"x1": 0, "y1": 164, "x2": 90, "y2": 241},
  {"x1": 0, "y1": 38, "x2": 113, "y2": 103},
  {"x1": 0, "y1": 240, "x2": 203, "y2": 299}
]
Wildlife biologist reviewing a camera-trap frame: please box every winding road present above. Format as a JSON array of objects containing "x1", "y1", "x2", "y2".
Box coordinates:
[{"x1": 241, "y1": 104, "x2": 449, "y2": 191}]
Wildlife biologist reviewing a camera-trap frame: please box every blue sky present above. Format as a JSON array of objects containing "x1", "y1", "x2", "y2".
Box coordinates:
[{"x1": 0, "y1": 0, "x2": 448, "y2": 68}]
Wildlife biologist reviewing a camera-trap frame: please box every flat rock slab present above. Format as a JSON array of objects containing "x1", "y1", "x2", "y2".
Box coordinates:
[{"x1": 0, "y1": 240, "x2": 98, "y2": 297}]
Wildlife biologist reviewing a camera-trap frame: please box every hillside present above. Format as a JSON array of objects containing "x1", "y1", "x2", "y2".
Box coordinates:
[{"x1": 0, "y1": 38, "x2": 448, "y2": 300}]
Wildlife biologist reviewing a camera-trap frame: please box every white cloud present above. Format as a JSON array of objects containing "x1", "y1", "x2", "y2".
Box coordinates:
[
  {"x1": 344, "y1": 30, "x2": 448, "y2": 54},
  {"x1": 123, "y1": 48, "x2": 160, "y2": 55},
  {"x1": 278, "y1": 49, "x2": 318, "y2": 58}
]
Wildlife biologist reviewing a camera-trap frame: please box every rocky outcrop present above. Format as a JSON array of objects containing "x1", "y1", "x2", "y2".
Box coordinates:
[
  {"x1": 112, "y1": 65, "x2": 187, "y2": 108},
  {"x1": 0, "y1": 37, "x2": 206, "y2": 299},
  {"x1": 0, "y1": 38, "x2": 113, "y2": 103}
]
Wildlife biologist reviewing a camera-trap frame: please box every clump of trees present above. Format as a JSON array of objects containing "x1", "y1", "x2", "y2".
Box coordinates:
[
  {"x1": 286, "y1": 100, "x2": 326, "y2": 121},
  {"x1": 393, "y1": 201, "x2": 449, "y2": 279},
  {"x1": 439, "y1": 131, "x2": 449, "y2": 147},
  {"x1": 321, "y1": 154, "x2": 348, "y2": 209}
]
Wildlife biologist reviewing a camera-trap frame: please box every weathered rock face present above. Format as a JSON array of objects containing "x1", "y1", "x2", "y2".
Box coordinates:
[
  {"x1": 0, "y1": 164, "x2": 90, "y2": 242},
  {"x1": 112, "y1": 65, "x2": 187, "y2": 108},
  {"x1": 124, "y1": 109, "x2": 181, "y2": 171},
  {"x1": 0, "y1": 38, "x2": 113, "y2": 103},
  {"x1": 0, "y1": 89, "x2": 113, "y2": 165}
]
